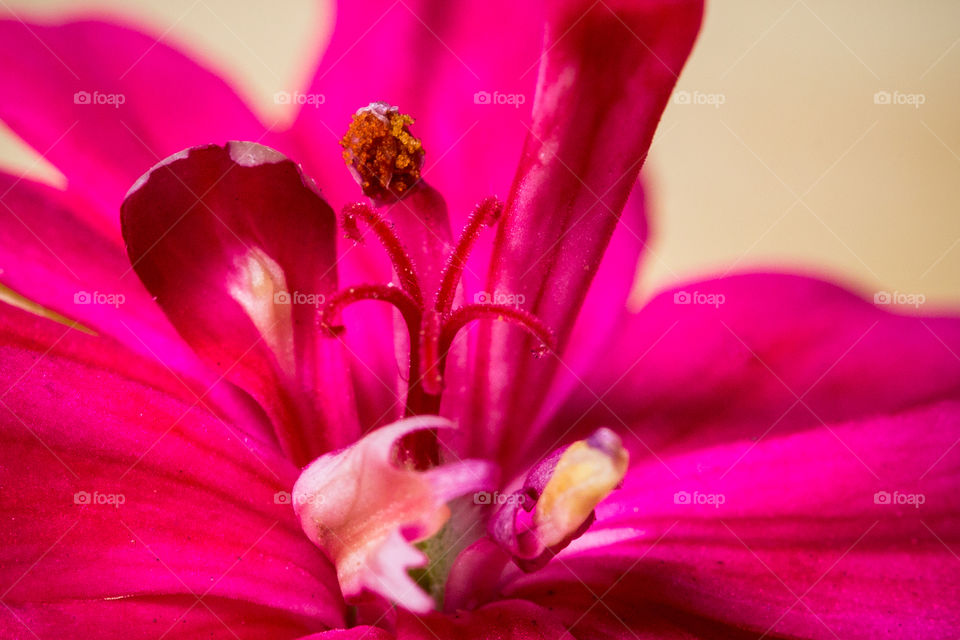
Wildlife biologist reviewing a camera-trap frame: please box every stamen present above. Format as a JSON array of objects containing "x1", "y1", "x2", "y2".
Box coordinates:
[
  {"x1": 331, "y1": 105, "x2": 558, "y2": 419},
  {"x1": 439, "y1": 303, "x2": 556, "y2": 359},
  {"x1": 319, "y1": 283, "x2": 421, "y2": 335},
  {"x1": 342, "y1": 203, "x2": 423, "y2": 306},
  {"x1": 435, "y1": 197, "x2": 503, "y2": 314},
  {"x1": 340, "y1": 102, "x2": 424, "y2": 201}
]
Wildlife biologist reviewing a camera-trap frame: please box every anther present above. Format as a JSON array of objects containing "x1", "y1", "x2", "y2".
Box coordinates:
[{"x1": 341, "y1": 102, "x2": 424, "y2": 201}]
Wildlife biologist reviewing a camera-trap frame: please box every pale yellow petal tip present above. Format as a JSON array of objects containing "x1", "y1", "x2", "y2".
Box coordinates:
[{"x1": 533, "y1": 428, "x2": 629, "y2": 548}]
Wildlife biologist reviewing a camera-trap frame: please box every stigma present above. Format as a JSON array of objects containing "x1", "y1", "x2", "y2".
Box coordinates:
[
  {"x1": 340, "y1": 102, "x2": 424, "y2": 200},
  {"x1": 319, "y1": 195, "x2": 555, "y2": 417}
]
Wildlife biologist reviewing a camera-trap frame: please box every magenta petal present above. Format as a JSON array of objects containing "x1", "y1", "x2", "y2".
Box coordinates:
[
  {"x1": 395, "y1": 600, "x2": 570, "y2": 639},
  {"x1": 121, "y1": 142, "x2": 356, "y2": 464},
  {"x1": 297, "y1": 601, "x2": 574, "y2": 640},
  {"x1": 551, "y1": 273, "x2": 960, "y2": 459},
  {"x1": 0, "y1": 305, "x2": 344, "y2": 637},
  {"x1": 0, "y1": 19, "x2": 274, "y2": 228},
  {"x1": 1, "y1": 176, "x2": 198, "y2": 368},
  {"x1": 467, "y1": 0, "x2": 702, "y2": 465},
  {"x1": 296, "y1": 629, "x2": 393, "y2": 640},
  {"x1": 0, "y1": 173, "x2": 183, "y2": 356},
  {"x1": 485, "y1": 184, "x2": 649, "y2": 468},
  {"x1": 6, "y1": 599, "x2": 334, "y2": 640},
  {"x1": 449, "y1": 183, "x2": 647, "y2": 465},
  {"x1": 507, "y1": 399, "x2": 960, "y2": 638},
  {"x1": 0, "y1": 171, "x2": 277, "y2": 449}
]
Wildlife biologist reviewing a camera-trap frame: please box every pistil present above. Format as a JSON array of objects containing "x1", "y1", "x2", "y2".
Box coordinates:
[
  {"x1": 290, "y1": 105, "x2": 621, "y2": 615},
  {"x1": 321, "y1": 198, "x2": 556, "y2": 419}
]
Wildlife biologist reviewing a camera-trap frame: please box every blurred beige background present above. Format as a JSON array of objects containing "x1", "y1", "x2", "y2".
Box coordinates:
[{"x1": 2, "y1": 0, "x2": 958, "y2": 306}]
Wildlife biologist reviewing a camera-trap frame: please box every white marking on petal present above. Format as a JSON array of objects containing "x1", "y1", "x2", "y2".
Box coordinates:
[
  {"x1": 227, "y1": 247, "x2": 295, "y2": 376},
  {"x1": 227, "y1": 140, "x2": 287, "y2": 167}
]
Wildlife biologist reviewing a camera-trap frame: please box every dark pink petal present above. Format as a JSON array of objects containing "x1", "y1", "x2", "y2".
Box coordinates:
[
  {"x1": 443, "y1": 538, "x2": 512, "y2": 612},
  {"x1": 121, "y1": 142, "x2": 356, "y2": 464},
  {"x1": 293, "y1": 1, "x2": 546, "y2": 220},
  {"x1": 6, "y1": 599, "x2": 331, "y2": 640},
  {"x1": 394, "y1": 600, "x2": 570, "y2": 639},
  {"x1": 505, "y1": 399, "x2": 960, "y2": 638},
  {"x1": 545, "y1": 184, "x2": 648, "y2": 403},
  {"x1": 0, "y1": 172, "x2": 274, "y2": 439},
  {"x1": 0, "y1": 172, "x2": 175, "y2": 352},
  {"x1": 0, "y1": 19, "x2": 275, "y2": 229},
  {"x1": 336, "y1": 294, "x2": 407, "y2": 432},
  {"x1": 484, "y1": 185, "x2": 649, "y2": 469},
  {"x1": 296, "y1": 602, "x2": 574, "y2": 640},
  {"x1": 450, "y1": 184, "x2": 647, "y2": 466},
  {"x1": 547, "y1": 273, "x2": 960, "y2": 461},
  {"x1": 0, "y1": 304, "x2": 344, "y2": 638},
  {"x1": 466, "y1": 0, "x2": 702, "y2": 466},
  {"x1": 297, "y1": 629, "x2": 393, "y2": 640}
]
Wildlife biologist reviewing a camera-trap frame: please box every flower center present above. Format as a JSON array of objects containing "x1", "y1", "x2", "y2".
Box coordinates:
[
  {"x1": 291, "y1": 105, "x2": 624, "y2": 618},
  {"x1": 320, "y1": 196, "x2": 555, "y2": 421}
]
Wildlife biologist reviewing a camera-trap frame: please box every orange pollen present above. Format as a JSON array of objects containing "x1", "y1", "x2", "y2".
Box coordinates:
[{"x1": 340, "y1": 102, "x2": 424, "y2": 200}]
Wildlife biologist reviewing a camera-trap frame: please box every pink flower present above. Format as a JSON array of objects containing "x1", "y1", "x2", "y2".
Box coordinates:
[{"x1": 1, "y1": 2, "x2": 959, "y2": 639}]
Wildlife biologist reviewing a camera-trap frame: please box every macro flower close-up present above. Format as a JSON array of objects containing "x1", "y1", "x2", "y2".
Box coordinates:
[{"x1": 1, "y1": 0, "x2": 959, "y2": 638}]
